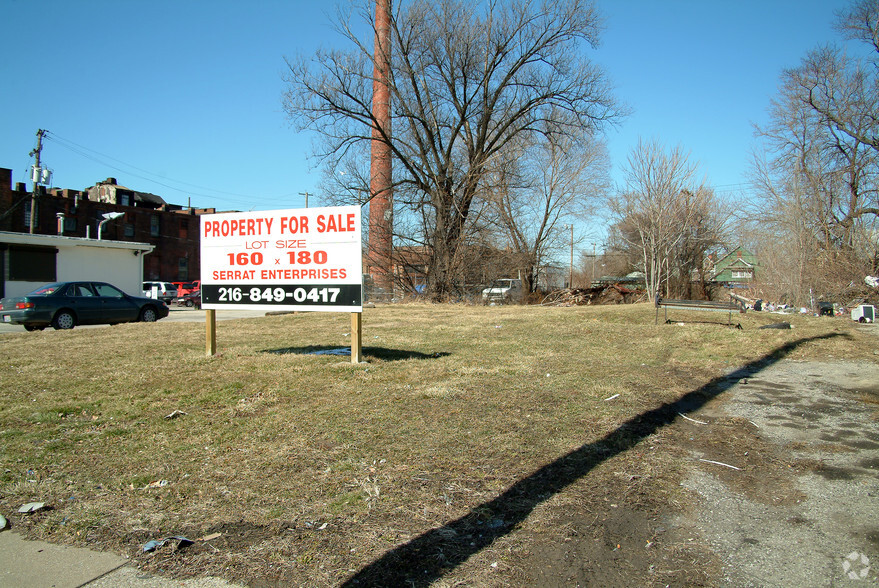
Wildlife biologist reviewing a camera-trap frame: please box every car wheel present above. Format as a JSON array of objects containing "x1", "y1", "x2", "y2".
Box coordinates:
[
  {"x1": 140, "y1": 306, "x2": 158, "y2": 322},
  {"x1": 185, "y1": 299, "x2": 194, "y2": 307},
  {"x1": 52, "y1": 311, "x2": 76, "y2": 330}
]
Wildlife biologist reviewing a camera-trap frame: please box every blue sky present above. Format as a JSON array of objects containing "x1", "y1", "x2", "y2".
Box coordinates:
[{"x1": 0, "y1": 0, "x2": 854, "y2": 219}]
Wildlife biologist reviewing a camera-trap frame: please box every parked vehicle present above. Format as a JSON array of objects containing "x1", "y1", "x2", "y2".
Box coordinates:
[
  {"x1": 176, "y1": 291, "x2": 201, "y2": 308},
  {"x1": 172, "y1": 280, "x2": 200, "y2": 299},
  {"x1": 1, "y1": 281, "x2": 169, "y2": 331},
  {"x1": 481, "y1": 279, "x2": 523, "y2": 304},
  {"x1": 143, "y1": 281, "x2": 178, "y2": 303}
]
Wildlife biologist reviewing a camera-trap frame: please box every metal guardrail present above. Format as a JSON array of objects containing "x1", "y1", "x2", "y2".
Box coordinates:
[{"x1": 655, "y1": 295, "x2": 746, "y2": 327}]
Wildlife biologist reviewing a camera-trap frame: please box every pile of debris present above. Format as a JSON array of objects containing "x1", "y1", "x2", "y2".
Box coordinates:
[{"x1": 541, "y1": 284, "x2": 646, "y2": 306}]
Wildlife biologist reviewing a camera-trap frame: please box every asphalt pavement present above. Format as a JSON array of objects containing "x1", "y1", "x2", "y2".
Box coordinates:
[{"x1": 0, "y1": 307, "x2": 272, "y2": 334}]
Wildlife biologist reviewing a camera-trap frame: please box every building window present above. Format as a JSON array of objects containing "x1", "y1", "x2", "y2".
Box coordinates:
[
  {"x1": 150, "y1": 215, "x2": 160, "y2": 237},
  {"x1": 179, "y1": 219, "x2": 189, "y2": 239},
  {"x1": 63, "y1": 217, "x2": 77, "y2": 232},
  {"x1": 178, "y1": 257, "x2": 189, "y2": 280},
  {"x1": 120, "y1": 194, "x2": 131, "y2": 207},
  {"x1": 24, "y1": 201, "x2": 38, "y2": 227},
  {"x1": 124, "y1": 223, "x2": 135, "y2": 237},
  {"x1": 732, "y1": 270, "x2": 751, "y2": 279},
  {"x1": 9, "y1": 246, "x2": 56, "y2": 282}
]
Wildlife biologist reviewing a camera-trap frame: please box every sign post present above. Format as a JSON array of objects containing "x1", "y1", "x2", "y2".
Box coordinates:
[
  {"x1": 199, "y1": 206, "x2": 363, "y2": 360},
  {"x1": 205, "y1": 309, "x2": 216, "y2": 356},
  {"x1": 351, "y1": 312, "x2": 362, "y2": 363}
]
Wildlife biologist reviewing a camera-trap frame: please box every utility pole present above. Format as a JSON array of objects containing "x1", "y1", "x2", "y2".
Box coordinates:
[
  {"x1": 592, "y1": 242, "x2": 596, "y2": 284},
  {"x1": 28, "y1": 129, "x2": 46, "y2": 234},
  {"x1": 298, "y1": 192, "x2": 311, "y2": 208},
  {"x1": 568, "y1": 224, "x2": 574, "y2": 288}
]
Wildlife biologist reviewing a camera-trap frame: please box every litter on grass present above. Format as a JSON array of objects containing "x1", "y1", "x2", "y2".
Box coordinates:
[
  {"x1": 698, "y1": 458, "x2": 741, "y2": 471},
  {"x1": 142, "y1": 536, "x2": 193, "y2": 553}
]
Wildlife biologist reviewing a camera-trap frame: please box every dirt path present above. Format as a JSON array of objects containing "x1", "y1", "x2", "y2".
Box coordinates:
[{"x1": 675, "y1": 346, "x2": 879, "y2": 586}]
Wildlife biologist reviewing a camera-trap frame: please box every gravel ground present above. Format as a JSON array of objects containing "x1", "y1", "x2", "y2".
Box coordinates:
[{"x1": 678, "y1": 326, "x2": 879, "y2": 587}]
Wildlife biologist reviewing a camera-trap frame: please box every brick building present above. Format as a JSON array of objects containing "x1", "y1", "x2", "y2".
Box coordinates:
[{"x1": 0, "y1": 168, "x2": 215, "y2": 282}]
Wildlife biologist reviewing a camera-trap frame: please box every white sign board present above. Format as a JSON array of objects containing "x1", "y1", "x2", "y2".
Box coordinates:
[{"x1": 200, "y1": 206, "x2": 362, "y2": 312}]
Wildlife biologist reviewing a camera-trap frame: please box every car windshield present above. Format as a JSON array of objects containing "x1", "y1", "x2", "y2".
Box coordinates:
[
  {"x1": 490, "y1": 280, "x2": 514, "y2": 288},
  {"x1": 28, "y1": 284, "x2": 63, "y2": 295}
]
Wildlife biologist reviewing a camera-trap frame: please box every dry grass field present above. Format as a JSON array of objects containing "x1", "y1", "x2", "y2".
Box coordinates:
[{"x1": 0, "y1": 303, "x2": 875, "y2": 586}]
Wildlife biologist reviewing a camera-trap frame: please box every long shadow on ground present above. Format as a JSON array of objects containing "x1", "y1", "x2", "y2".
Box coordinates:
[
  {"x1": 263, "y1": 346, "x2": 449, "y2": 361},
  {"x1": 342, "y1": 334, "x2": 843, "y2": 587}
]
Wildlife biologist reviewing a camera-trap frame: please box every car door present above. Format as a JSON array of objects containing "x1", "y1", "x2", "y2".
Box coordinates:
[
  {"x1": 64, "y1": 283, "x2": 104, "y2": 324},
  {"x1": 91, "y1": 282, "x2": 140, "y2": 323}
]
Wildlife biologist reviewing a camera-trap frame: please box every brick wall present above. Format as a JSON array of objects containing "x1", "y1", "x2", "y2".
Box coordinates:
[{"x1": 0, "y1": 167, "x2": 214, "y2": 282}]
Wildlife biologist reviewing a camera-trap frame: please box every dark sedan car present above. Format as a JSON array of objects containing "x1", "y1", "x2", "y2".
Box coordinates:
[{"x1": 0, "y1": 281, "x2": 169, "y2": 331}]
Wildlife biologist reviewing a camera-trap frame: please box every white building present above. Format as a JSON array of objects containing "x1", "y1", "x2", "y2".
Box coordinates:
[{"x1": 0, "y1": 231, "x2": 153, "y2": 299}]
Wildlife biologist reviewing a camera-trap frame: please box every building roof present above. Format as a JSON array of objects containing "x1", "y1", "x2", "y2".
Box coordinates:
[{"x1": 0, "y1": 230, "x2": 154, "y2": 252}]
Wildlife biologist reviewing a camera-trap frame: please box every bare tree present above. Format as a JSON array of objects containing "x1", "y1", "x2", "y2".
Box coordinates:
[
  {"x1": 751, "y1": 0, "x2": 879, "y2": 303},
  {"x1": 282, "y1": 0, "x2": 623, "y2": 300},
  {"x1": 487, "y1": 130, "x2": 610, "y2": 293},
  {"x1": 608, "y1": 139, "x2": 722, "y2": 301},
  {"x1": 796, "y1": 0, "x2": 879, "y2": 152}
]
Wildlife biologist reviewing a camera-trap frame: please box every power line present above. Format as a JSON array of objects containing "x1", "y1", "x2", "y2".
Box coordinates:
[{"x1": 43, "y1": 132, "x2": 305, "y2": 206}]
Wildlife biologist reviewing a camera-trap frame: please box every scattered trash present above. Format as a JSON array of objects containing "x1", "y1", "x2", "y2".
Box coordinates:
[
  {"x1": 698, "y1": 458, "x2": 741, "y2": 471},
  {"x1": 18, "y1": 502, "x2": 46, "y2": 514},
  {"x1": 678, "y1": 413, "x2": 708, "y2": 425},
  {"x1": 0, "y1": 514, "x2": 7, "y2": 530},
  {"x1": 145, "y1": 480, "x2": 170, "y2": 489},
  {"x1": 603, "y1": 394, "x2": 620, "y2": 401},
  {"x1": 851, "y1": 304, "x2": 875, "y2": 323},
  {"x1": 198, "y1": 532, "x2": 222, "y2": 542},
  {"x1": 318, "y1": 522, "x2": 328, "y2": 530},
  {"x1": 541, "y1": 285, "x2": 646, "y2": 306},
  {"x1": 759, "y1": 322, "x2": 791, "y2": 330},
  {"x1": 164, "y1": 410, "x2": 187, "y2": 419},
  {"x1": 142, "y1": 536, "x2": 193, "y2": 553}
]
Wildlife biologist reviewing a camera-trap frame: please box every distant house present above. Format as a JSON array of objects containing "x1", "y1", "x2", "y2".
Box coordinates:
[{"x1": 711, "y1": 246, "x2": 758, "y2": 286}]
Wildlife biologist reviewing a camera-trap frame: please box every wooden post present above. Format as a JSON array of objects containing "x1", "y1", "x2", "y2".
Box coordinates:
[
  {"x1": 351, "y1": 312, "x2": 362, "y2": 364},
  {"x1": 206, "y1": 309, "x2": 217, "y2": 356}
]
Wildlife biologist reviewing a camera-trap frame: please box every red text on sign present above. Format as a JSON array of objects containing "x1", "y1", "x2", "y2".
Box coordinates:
[{"x1": 316, "y1": 213, "x2": 356, "y2": 233}]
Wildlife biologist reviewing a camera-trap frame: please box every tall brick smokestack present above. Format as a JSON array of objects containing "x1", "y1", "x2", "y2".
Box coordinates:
[{"x1": 369, "y1": 0, "x2": 393, "y2": 296}]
